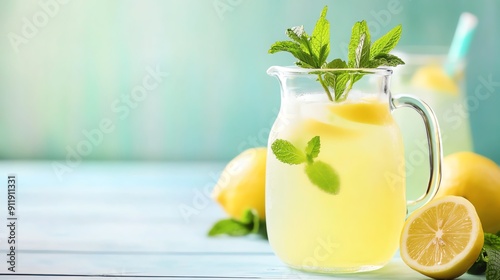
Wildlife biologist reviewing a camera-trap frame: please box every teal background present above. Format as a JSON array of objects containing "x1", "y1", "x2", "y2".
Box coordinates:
[{"x1": 0, "y1": 0, "x2": 499, "y2": 162}]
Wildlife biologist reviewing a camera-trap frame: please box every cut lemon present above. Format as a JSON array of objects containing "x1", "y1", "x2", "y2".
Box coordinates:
[
  {"x1": 328, "y1": 100, "x2": 393, "y2": 125},
  {"x1": 400, "y1": 196, "x2": 484, "y2": 279}
]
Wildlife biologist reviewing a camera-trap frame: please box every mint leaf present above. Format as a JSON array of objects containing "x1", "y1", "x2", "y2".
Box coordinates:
[
  {"x1": 287, "y1": 26, "x2": 308, "y2": 44},
  {"x1": 269, "y1": 25, "x2": 319, "y2": 69},
  {"x1": 369, "y1": 53, "x2": 405, "y2": 68},
  {"x1": 485, "y1": 248, "x2": 500, "y2": 280},
  {"x1": 323, "y1": 72, "x2": 350, "y2": 100},
  {"x1": 485, "y1": 232, "x2": 500, "y2": 250},
  {"x1": 269, "y1": 41, "x2": 316, "y2": 68},
  {"x1": 305, "y1": 136, "x2": 320, "y2": 162},
  {"x1": 311, "y1": 6, "x2": 330, "y2": 67},
  {"x1": 208, "y1": 208, "x2": 265, "y2": 238},
  {"x1": 321, "y1": 58, "x2": 349, "y2": 100},
  {"x1": 257, "y1": 220, "x2": 268, "y2": 239},
  {"x1": 348, "y1": 20, "x2": 371, "y2": 68},
  {"x1": 208, "y1": 219, "x2": 251, "y2": 237},
  {"x1": 240, "y1": 209, "x2": 260, "y2": 234},
  {"x1": 326, "y1": 58, "x2": 347, "y2": 69},
  {"x1": 268, "y1": 6, "x2": 405, "y2": 102},
  {"x1": 272, "y1": 136, "x2": 341, "y2": 195},
  {"x1": 468, "y1": 233, "x2": 500, "y2": 277},
  {"x1": 305, "y1": 160, "x2": 340, "y2": 194},
  {"x1": 271, "y1": 139, "x2": 307, "y2": 165},
  {"x1": 286, "y1": 26, "x2": 318, "y2": 67},
  {"x1": 356, "y1": 33, "x2": 371, "y2": 67},
  {"x1": 334, "y1": 73, "x2": 351, "y2": 100},
  {"x1": 468, "y1": 253, "x2": 488, "y2": 275},
  {"x1": 370, "y1": 24, "x2": 402, "y2": 59},
  {"x1": 268, "y1": 40, "x2": 301, "y2": 54}
]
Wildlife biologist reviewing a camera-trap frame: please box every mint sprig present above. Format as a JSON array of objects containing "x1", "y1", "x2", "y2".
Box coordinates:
[
  {"x1": 271, "y1": 136, "x2": 340, "y2": 195},
  {"x1": 370, "y1": 24, "x2": 402, "y2": 58},
  {"x1": 271, "y1": 139, "x2": 307, "y2": 165},
  {"x1": 208, "y1": 209, "x2": 267, "y2": 238},
  {"x1": 268, "y1": 6, "x2": 404, "y2": 102},
  {"x1": 468, "y1": 232, "x2": 500, "y2": 279}
]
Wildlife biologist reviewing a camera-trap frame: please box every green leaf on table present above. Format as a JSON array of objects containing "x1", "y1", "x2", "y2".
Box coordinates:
[
  {"x1": 485, "y1": 247, "x2": 500, "y2": 280},
  {"x1": 240, "y1": 209, "x2": 260, "y2": 234},
  {"x1": 305, "y1": 160, "x2": 340, "y2": 194},
  {"x1": 468, "y1": 233, "x2": 500, "y2": 277},
  {"x1": 468, "y1": 255, "x2": 488, "y2": 275},
  {"x1": 484, "y1": 232, "x2": 500, "y2": 280},
  {"x1": 271, "y1": 139, "x2": 307, "y2": 165},
  {"x1": 208, "y1": 208, "x2": 265, "y2": 238},
  {"x1": 485, "y1": 232, "x2": 500, "y2": 250},
  {"x1": 370, "y1": 24, "x2": 402, "y2": 59},
  {"x1": 208, "y1": 219, "x2": 251, "y2": 237}
]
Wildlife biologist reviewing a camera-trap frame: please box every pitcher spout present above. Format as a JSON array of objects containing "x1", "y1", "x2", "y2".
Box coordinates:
[{"x1": 267, "y1": 66, "x2": 286, "y2": 78}]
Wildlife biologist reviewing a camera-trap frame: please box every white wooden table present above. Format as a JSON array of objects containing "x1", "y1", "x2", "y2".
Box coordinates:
[{"x1": 0, "y1": 161, "x2": 485, "y2": 279}]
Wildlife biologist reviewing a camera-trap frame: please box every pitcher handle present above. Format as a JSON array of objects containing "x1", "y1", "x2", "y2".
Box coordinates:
[{"x1": 390, "y1": 94, "x2": 443, "y2": 214}]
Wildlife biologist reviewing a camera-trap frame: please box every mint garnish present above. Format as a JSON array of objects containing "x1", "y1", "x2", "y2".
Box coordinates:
[
  {"x1": 468, "y1": 232, "x2": 500, "y2": 279},
  {"x1": 208, "y1": 209, "x2": 266, "y2": 238},
  {"x1": 208, "y1": 219, "x2": 253, "y2": 237},
  {"x1": 271, "y1": 136, "x2": 340, "y2": 195},
  {"x1": 347, "y1": 20, "x2": 371, "y2": 68},
  {"x1": 271, "y1": 139, "x2": 307, "y2": 165},
  {"x1": 305, "y1": 135, "x2": 321, "y2": 162},
  {"x1": 370, "y1": 24, "x2": 402, "y2": 59},
  {"x1": 484, "y1": 233, "x2": 500, "y2": 280},
  {"x1": 486, "y1": 248, "x2": 500, "y2": 280},
  {"x1": 268, "y1": 6, "x2": 404, "y2": 102},
  {"x1": 305, "y1": 161, "x2": 340, "y2": 195}
]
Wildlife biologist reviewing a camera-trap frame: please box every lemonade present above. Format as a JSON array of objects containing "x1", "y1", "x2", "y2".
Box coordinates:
[{"x1": 266, "y1": 94, "x2": 407, "y2": 272}]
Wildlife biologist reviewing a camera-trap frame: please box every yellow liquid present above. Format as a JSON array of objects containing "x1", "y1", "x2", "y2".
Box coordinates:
[{"x1": 266, "y1": 96, "x2": 406, "y2": 273}]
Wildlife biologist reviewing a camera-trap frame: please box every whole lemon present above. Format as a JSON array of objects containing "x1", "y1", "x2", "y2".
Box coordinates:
[
  {"x1": 212, "y1": 147, "x2": 267, "y2": 220},
  {"x1": 435, "y1": 152, "x2": 500, "y2": 233}
]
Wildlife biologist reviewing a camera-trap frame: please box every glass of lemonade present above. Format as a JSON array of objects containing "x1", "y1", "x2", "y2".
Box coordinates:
[
  {"x1": 265, "y1": 66, "x2": 442, "y2": 273},
  {"x1": 391, "y1": 47, "x2": 473, "y2": 202}
]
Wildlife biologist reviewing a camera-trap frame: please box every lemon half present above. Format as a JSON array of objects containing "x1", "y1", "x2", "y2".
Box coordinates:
[{"x1": 400, "y1": 196, "x2": 484, "y2": 279}]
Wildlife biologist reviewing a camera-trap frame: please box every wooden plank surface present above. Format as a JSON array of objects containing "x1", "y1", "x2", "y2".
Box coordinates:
[{"x1": 0, "y1": 161, "x2": 485, "y2": 279}]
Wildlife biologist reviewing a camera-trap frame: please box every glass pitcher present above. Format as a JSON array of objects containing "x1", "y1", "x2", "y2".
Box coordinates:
[{"x1": 265, "y1": 66, "x2": 442, "y2": 273}]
